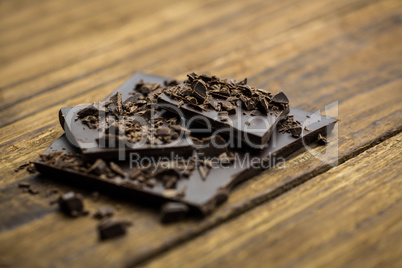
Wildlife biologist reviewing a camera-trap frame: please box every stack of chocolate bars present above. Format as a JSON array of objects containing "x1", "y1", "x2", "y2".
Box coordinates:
[{"x1": 34, "y1": 73, "x2": 336, "y2": 222}]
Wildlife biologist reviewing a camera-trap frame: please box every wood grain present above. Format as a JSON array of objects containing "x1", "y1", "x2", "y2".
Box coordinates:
[
  {"x1": 0, "y1": 0, "x2": 401, "y2": 267},
  {"x1": 144, "y1": 133, "x2": 402, "y2": 268}
]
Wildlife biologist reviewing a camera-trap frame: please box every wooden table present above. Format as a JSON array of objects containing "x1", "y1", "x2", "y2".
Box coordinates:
[{"x1": 1, "y1": 0, "x2": 401, "y2": 267}]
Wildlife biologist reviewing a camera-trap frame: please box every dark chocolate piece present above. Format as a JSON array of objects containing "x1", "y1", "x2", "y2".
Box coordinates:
[
  {"x1": 160, "y1": 202, "x2": 189, "y2": 224},
  {"x1": 271, "y1": 92, "x2": 289, "y2": 104},
  {"x1": 157, "y1": 73, "x2": 290, "y2": 147},
  {"x1": 35, "y1": 107, "x2": 336, "y2": 215},
  {"x1": 35, "y1": 73, "x2": 336, "y2": 215},
  {"x1": 59, "y1": 75, "x2": 194, "y2": 160},
  {"x1": 58, "y1": 192, "x2": 86, "y2": 217},
  {"x1": 98, "y1": 219, "x2": 131, "y2": 240}
]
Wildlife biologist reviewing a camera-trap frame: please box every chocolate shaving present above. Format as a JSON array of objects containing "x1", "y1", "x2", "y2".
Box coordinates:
[
  {"x1": 76, "y1": 84, "x2": 192, "y2": 147},
  {"x1": 317, "y1": 133, "x2": 328, "y2": 145},
  {"x1": 271, "y1": 92, "x2": 289, "y2": 104},
  {"x1": 98, "y1": 219, "x2": 131, "y2": 240},
  {"x1": 278, "y1": 115, "x2": 303, "y2": 138},
  {"x1": 109, "y1": 91, "x2": 123, "y2": 117},
  {"x1": 135, "y1": 80, "x2": 160, "y2": 95},
  {"x1": 162, "y1": 73, "x2": 288, "y2": 116},
  {"x1": 58, "y1": 192, "x2": 87, "y2": 217}
]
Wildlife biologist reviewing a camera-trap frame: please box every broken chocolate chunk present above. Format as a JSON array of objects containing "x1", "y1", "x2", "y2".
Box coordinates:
[
  {"x1": 109, "y1": 91, "x2": 123, "y2": 117},
  {"x1": 160, "y1": 202, "x2": 189, "y2": 224},
  {"x1": 77, "y1": 103, "x2": 100, "y2": 119},
  {"x1": 219, "y1": 100, "x2": 236, "y2": 114},
  {"x1": 135, "y1": 80, "x2": 160, "y2": 95},
  {"x1": 271, "y1": 92, "x2": 289, "y2": 104},
  {"x1": 278, "y1": 114, "x2": 303, "y2": 138},
  {"x1": 58, "y1": 192, "x2": 86, "y2": 217},
  {"x1": 98, "y1": 219, "x2": 131, "y2": 240},
  {"x1": 192, "y1": 80, "x2": 207, "y2": 101},
  {"x1": 289, "y1": 126, "x2": 302, "y2": 138},
  {"x1": 257, "y1": 96, "x2": 270, "y2": 114}
]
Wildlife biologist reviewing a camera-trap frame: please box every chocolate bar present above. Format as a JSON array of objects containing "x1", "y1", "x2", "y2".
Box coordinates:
[
  {"x1": 156, "y1": 73, "x2": 290, "y2": 147},
  {"x1": 35, "y1": 107, "x2": 336, "y2": 215}
]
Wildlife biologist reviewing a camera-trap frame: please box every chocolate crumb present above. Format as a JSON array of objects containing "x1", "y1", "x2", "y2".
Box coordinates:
[
  {"x1": 271, "y1": 92, "x2": 289, "y2": 104},
  {"x1": 317, "y1": 133, "x2": 328, "y2": 145},
  {"x1": 289, "y1": 126, "x2": 302, "y2": 138},
  {"x1": 98, "y1": 219, "x2": 131, "y2": 240},
  {"x1": 58, "y1": 192, "x2": 86, "y2": 217},
  {"x1": 18, "y1": 182, "x2": 30, "y2": 188}
]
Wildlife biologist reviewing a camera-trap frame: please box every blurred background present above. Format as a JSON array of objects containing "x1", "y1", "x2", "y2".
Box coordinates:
[{"x1": 2, "y1": 0, "x2": 400, "y2": 116}]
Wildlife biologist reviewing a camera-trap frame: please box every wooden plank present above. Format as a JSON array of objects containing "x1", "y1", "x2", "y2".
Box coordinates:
[
  {"x1": 0, "y1": 0, "x2": 78, "y2": 32},
  {"x1": 1, "y1": 0, "x2": 400, "y2": 127},
  {"x1": 0, "y1": 0, "x2": 181, "y2": 63},
  {"x1": 144, "y1": 133, "x2": 402, "y2": 268},
  {"x1": 0, "y1": 0, "x2": 252, "y2": 88},
  {"x1": 0, "y1": 0, "x2": 118, "y2": 47},
  {"x1": 0, "y1": 0, "x2": 365, "y2": 107},
  {"x1": 0, "y1": 72, "x2": 400, "y2": 267},
  {"x1": 0, "y1": 0, "x2": 195, "y2": 84},
  {"x1": 0, "y1": 0, "x2": 401, "y2": 267}
]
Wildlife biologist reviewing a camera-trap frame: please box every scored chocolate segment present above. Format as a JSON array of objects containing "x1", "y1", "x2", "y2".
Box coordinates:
[
  {"x1": 157, "y1": 74, "x2": 290, "y2": 147},
  {"x1": 60, "y1": 106, "x2": 194, "y2": 161},
  {"x1": 59, "y1": 73, "x2": 194, "y2": 161},
  {"x1": 35, "y1": 107, "x2": 336, "y2": 215}
]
